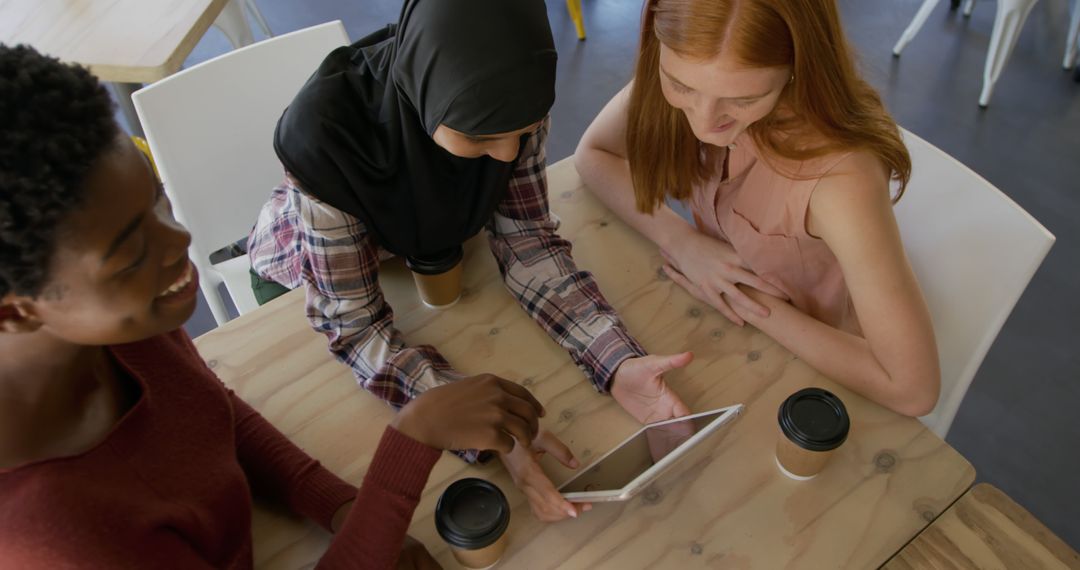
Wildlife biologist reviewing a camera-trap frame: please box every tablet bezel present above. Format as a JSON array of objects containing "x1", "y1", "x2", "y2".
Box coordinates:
[{"x1": 558, "y1": 404, "x2": 744, "y2": 503}]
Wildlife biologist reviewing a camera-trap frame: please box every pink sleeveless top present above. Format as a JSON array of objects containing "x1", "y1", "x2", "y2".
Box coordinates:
[{"x1": 688, "y1": 130, "x2": 861, "y2": 334}]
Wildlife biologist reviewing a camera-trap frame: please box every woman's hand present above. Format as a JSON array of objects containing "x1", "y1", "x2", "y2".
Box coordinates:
[
  {"x1": 391, "y1": 374, "x2": 545, "y2": 454},
  {"x1": 662, "y1": 231, "x2": 787, "y2": 326},
  {"x1": 610, "y1": 353, "x2": 693, "y2": 425},
  {"x1": 721, "y1": 284, "x2": 789, "y2": 325},
  {"x1": 500, "y1": 430, "x2": 592, "y2": 522}
]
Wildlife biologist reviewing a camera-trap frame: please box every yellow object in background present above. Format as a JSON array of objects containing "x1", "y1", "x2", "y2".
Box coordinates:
[
  {"x1": 130, "y1": 136, "x2": 160, "y2": 179},
  {"x1": 567, "y1": 0, "x2": 585, "y2": 40}
]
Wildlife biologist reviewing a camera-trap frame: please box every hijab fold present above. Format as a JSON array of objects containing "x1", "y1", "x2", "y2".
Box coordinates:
[{"x1": 274, "y1": 0, "x2": 557, "y2": 258}]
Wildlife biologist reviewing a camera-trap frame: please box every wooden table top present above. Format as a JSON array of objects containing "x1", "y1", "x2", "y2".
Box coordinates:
[
  {"x1": 883, "y1": 483, "x2": 1080, "y2": 570},
  {"x1": 194, "y1": 157, "x2": 975, "y2": 569},
  {"x1": 0, "y1": 0, "x2": 229, "y2": 83}
]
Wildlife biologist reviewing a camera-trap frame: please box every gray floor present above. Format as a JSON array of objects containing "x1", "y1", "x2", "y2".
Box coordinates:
[{"x1": 173, "y1": 0, "x2": 1080, "y2": 550}]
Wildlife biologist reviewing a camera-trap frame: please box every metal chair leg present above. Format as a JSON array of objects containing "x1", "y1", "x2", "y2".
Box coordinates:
[
  {"x1": 213, "y1": 0, "x2": 255, "y2": 48},
  {"x1": 894, "y1": 0, "x2": 944, "y2": 57},
  {"x1": 245, "y1": 0, "x2": 273, "y2": 38}
]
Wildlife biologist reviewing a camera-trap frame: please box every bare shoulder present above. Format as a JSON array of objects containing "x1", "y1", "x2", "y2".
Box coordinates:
[
  {"x1": 807, "y1": 149, "x2": 895, "y2": 239},
  {"x1": 817, "y1": 149, "x2": 891, "y2": 202}
]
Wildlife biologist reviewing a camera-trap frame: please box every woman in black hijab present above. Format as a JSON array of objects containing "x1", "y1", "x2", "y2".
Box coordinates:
[
  {"x1": 274, "y1": 0, "x2": 558, "y2": 259},
  {"x1": 249, "y1": 0, "x2": 695, "y2": 524}
]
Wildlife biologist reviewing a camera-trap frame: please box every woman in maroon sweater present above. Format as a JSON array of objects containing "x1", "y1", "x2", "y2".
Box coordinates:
[{"x1": 0, "y1": 45, "x2": 549, "y2": 569}]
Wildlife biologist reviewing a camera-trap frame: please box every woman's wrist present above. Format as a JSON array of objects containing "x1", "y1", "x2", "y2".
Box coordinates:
[
  {"x1": 389, "y1": 406, "x2": 434, "y2": 448},
  {"x1": 659, "y1": 222, "x2": 703, "y2": 271},
  {"x1": 737, "y1": 285, "x2": 786, "y2": 326},
  {"x1": 654, "y1": 210, "x2": 698, "y2": 257}
]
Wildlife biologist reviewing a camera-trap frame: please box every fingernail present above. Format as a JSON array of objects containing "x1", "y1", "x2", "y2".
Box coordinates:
[
  {"x1": 570, "y1": 458, "x2": 580, "y2": 468},
  {"x1": 567, "y1": 508, "x2": 578, "y2": 518},
  {"x1": 583, "y1": 504, "x2": 593, "y2": 512}
]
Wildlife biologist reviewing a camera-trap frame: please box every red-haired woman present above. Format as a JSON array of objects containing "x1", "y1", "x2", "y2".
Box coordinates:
[{"x1": 576, "y1": 0, "x2": 940, "y2": 417}]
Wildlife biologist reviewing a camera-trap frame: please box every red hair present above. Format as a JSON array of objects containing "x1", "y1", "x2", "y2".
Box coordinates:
[{"x1": 626, "y1": 0, "x2": 910, "y2": 212}]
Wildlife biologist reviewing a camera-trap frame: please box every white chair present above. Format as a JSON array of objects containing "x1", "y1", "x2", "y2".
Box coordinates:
[
  {"x1": 893, "y1": 0, "x2": 1040, "y2": 107},
  {"x1": 133, "y1": 21, "x2": 351, "y2": 326},
  {"x1": 1064, "y1": 0, "x2": 1080, "y2": 79},
  {"x1": 894, "y1": 129, "x2": 1054, "y2": 438}
]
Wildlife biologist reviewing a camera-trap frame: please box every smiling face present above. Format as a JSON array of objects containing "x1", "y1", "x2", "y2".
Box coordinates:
[
  {"x1": 657, "y1": 43, "x2": 790, "y2": 148},
  {"x1": 1, "y1": 135, "x2": 197, "y2": 345},
  {"x1": 431, "y1": 121, "x2": 542, "y2": 163}
]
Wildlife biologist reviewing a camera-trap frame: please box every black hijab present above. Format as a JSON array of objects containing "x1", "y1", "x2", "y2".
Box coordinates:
[{"x1": 273, "y1": 0, "x2": 557, "y2": 258}]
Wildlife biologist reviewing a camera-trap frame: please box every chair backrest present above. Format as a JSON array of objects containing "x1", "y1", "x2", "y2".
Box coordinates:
[
  {"x1": 895, "y1": 129, "x2": 1054, "y2": 438},
  {"x1": 132, "y1": 21, "x2": 350, "y2": 323}
]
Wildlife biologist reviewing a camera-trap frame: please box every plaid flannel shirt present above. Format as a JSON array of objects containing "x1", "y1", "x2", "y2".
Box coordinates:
[{"x1": 248, "y1": 119, "x2": 646, "y2": 461}]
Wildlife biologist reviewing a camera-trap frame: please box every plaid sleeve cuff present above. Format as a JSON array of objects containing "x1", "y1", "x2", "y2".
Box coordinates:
[
  {"x1": 451, "y1": 448, "x2": 495, "y2": 464},
  {"x1": 577, "y1": 326, "x2": 648, "y2": 393}
]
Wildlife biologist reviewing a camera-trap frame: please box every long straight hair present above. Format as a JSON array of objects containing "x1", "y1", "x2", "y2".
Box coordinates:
[{"x1": 626, "y1": 0, "x2": 911, "y2": 212}]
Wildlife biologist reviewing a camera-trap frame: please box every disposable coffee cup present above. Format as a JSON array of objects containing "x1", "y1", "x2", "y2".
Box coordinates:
[
  {"x1": 435, "y1": 478, "x2": 510, "y2": 569},
  {"x1": 406, "y1": 246, "x2": 464, "y2": 309},
  {"x1": 775, "y1": 387, "x2": 850, "y2": 480}
]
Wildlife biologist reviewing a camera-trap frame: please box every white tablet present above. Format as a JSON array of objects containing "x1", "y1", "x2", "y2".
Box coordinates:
[{"x1": 558, "y1": 404, "x2": 744, "y2": 503}]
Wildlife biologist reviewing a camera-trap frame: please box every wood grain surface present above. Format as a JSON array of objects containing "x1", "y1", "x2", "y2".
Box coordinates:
[
  {"x1": 0, "y1": 0, "x2": 229, "y2": 83},
  {"x1": 194, "y1": 158, "x2": 975, "y2": 569},
  {"x1": 884, "y1": 483, "x2": 1080, "y2": 570}
]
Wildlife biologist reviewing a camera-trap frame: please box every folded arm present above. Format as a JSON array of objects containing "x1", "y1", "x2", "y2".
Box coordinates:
[{"x1": 734, "y1": 152, "x2": 940, "y2": 417}]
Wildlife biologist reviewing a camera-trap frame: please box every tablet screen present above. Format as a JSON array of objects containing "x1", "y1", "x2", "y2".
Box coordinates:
[{"x1": 559, "y1": 409, "x2": 728, "y2": 494}]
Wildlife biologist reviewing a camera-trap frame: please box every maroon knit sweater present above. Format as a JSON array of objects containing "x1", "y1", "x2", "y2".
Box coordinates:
[{"x1": 0, "y1": 330, "x2": 441, "y2": 569}]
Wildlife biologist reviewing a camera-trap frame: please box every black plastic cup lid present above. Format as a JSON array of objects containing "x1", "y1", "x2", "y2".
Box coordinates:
[
  {"x1": 778, "y1": 387, "x2": 850, "y2": 452},
  {"x1": 406, "y1": 246, "x2": 464, "y2": 275},
  {"x1": 435, "y1": 478, "x2": 510, "y2": 550}
]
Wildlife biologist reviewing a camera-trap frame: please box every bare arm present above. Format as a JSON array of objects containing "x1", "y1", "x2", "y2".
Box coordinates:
[
  {"x1": 574, "y1": 83, "x2": 698, "y2": 253},
  {"x1": 732, "y1": 153, "x2": 940, "y2": 417},
  {"x1": 582, "y1": 88, "x2": 938, "y2": 416}
]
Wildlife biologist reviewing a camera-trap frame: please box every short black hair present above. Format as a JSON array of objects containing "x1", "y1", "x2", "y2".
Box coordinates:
[{"x1": 0, "y1": 44, "x2": 119, "y2": 298}]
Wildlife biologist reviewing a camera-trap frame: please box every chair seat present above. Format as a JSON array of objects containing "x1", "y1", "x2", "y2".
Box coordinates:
[{"x1": 214, "y1": 254, "x2": 259, "y2": 316}]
